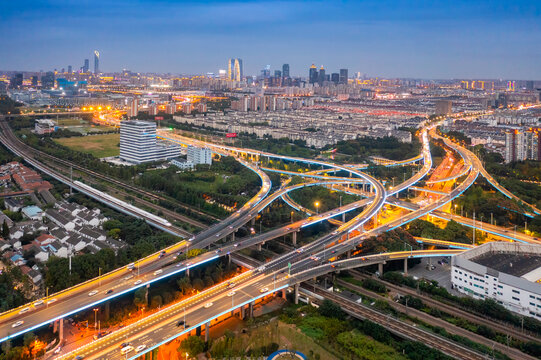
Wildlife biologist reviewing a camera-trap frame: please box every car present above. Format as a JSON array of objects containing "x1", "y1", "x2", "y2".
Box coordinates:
[
  {"x1": 215, "y1": 249, "x2": 222, "y2": 254},
  {"x1": 286, "y1": 227, "x2": 292, "y2": 230},
  {"x1": 127, "y1": 263, "x2": 135, "y2": 271},
  {"x1": 120, "y1": 346, "x2": 134, "y2": 355},
  {"x1": 259, "y1": 287, "x2": 269, "y2": 293},
  {"x1": 136, "y1": 345, "x2": 147, "y2": 353},
  {"x1": 88, "y1": 290, "x2": 98, "y2": 297},
  {"x1": 47, "y1": 298, "x2": 57, "y2": 305},
  {"x1": 18, "y1": 307, "x2": 30, "y2": 314},
  {"x1": 234, "y1": 243, "x2": 239, "y2": 247},
  {"x1": 54, "y1": 347, "x2": 62, "y2": 354},
  {"x1": 188, "y1": 236, "x2": 195, "y2": 242},
  {"x1": 204, "y1": 302, "x2": 213, "y2": 308},
  {"x1": 227, "y1": 282, "x2": 236, "y2": 289},
  {"x1": 153, "y1": 269, "x2": 163, "y2": 276},
  {"x1": 120, "y1": 342, "x2": 130, "y2": 349},
  {"x1": 227, "y1": 291, "x2": 236, "y2": 297},
  {"x1": 228, "y1": 226, "x2": 233, "y2": 229},
  {"x1": 75, "y1": 356, "x2": 85, "y2": 360},
  {"x1": 12, "y1": 321, "x2": 24, "y2": 328},
  {"x1": 177, "y1": 320, "x2": 185, "y2": 327},
  {"x1": 134, "y1": 280, "x2": 142, "y2": 285},
  {"x1": 158, "y1": 251, "x2": 166, "y2": 259},
  {"x1": 257, "y1": 265, "x2": 266, "y2": 272},
  {"x1": 331, "y1": 250, "x2": 337, "y2": 254},
  {"x1": 105, "y1": 289, "x2": 114, "y2": 295},
  {"x1": 295, "y1": 248, "x2": 303, "y2": 253}
]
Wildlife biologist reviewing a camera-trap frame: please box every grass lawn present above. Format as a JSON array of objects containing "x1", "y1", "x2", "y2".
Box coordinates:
[
  {"x1": 55, "y1": 117, "x2": 88, "y2": 126},
  {"x1": 54, "y1": 133, "x2": 120, "y2": 158}
]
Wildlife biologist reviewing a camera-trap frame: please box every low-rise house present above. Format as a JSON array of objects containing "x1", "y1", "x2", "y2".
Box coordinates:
[
  {"x1": 35, "y1": 234, "x2": 55, "y2": 246},
  {"x1": 0, "y1": 238, "x2": 10, "y2": 252},
  {"x1": 45, "y1": 209, "x2": 75, "y2": 231},
  {"x1": 21, "y1": 205, "x2": 43, "y2": 220},
  {"x1": 10, "y1": 254, "x2": 26, "y2": 266},
  {"x1": 35, "y1": 250, "x2": 49, "y2": 262},
  {"x1": 49, "y1": 227, "x2": 70, "y2": 242},
  {"x1": 4, "y1": 198, "x2": 23, "y2": 212},
  {"x1": 66, "y1": 235, "x2": 87, "y2": 252},
  {"x1": 75, "y1": 226, "x2": 106, "y2": 242},
  {"x1": 0, "y1": 213, "x2": 14, "y2": 228}
]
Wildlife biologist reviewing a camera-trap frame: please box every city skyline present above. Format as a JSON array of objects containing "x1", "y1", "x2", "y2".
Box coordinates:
[{"x1": 1, "y1": 0, "x2": 540, "y2": 79}]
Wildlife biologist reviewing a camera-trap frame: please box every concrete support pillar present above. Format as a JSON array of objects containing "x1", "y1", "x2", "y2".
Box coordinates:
[
  {"x1": 249, "y1": 302, "x2": 254, "y2": 318},
  {"x1": 186, "y1": 268, "x2": 190, "y2": 277},
  {"x1": 404, "y1": 258, "x2": 408, "y2": 276},
  {"x1": 231, "y1": 232, "x2": 235, "y2": 242},
  {"x1": 347, "y1": 250, "x2": 351, "y2": 258},
  {"x1": 292, "y1": 231, "x2": 297, "y2": 246},
  {"x1": 205, "y1": 322, "x2": 210, "y2": 343},
  {"x1": 294, "y1": 284, "x2": 299, "y2": 304},
  {"x1": 105, "y1": 302, "x2": 110, "y2": 321},
  {"x1": 251, "y1": 218, "x2": 255, "y2": 226},
  {"x1": 239, "y1": 305, "x2": 245, "y2": 320},
  {"x1": 342, "y1": 213, "x2": 345, "y2": 223},
  {"x1": 59, "y1": 318, "x2": 63, "y2": 342},
  {"x1": 378, "y1": 262, "x2": 384, "y2": 276},
  {"x1": 257, "y1": 243, "x2": 262, "y2": 251},
  {"x1": 282, "y1": 289, "x2": 287, "y2": 299}
]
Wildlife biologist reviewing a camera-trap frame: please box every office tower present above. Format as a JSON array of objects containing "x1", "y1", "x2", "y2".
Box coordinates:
[
  {"x1": 127, "y1": 98, "x2": 138, "y2": 118},
  {"x1": 31, "y1": 76, "x2": 38, "y2": 86},
  {"x1": 339, "y1": 69, "x2": 348, "y2": 84},
  {"x1": 309, "y1": 64, "x2": 318, "y2": 84},
  {"x1": 187, "y1": 146, "x2": 212, "y2": 165},
  {"x1": 120, "y1": 120, "x2": 180, "y2": 164},
  {"x1": 94, "y1": 50, "x2": 100, "y2": 74},
  {"x1": 10, "y1": 73, "x2": 23, "y2": 88},
  {"x1": 227, "y1": 58, "x2": 243, "y2": 81},
  {"x1": 318, "y1": 65, "x2": 325, "y2": 85},
  {"x1": 282, "y1": 64, "x2": 290, "y2": 78},
  {"x1": 507, "y1": 80, "x2": 515, "y2": 92},
  {"x1": 331, "y1": 73, "x2": 339, "y2": 84},
  {"x1": 83, "y1": 59, "x2": 89, "y2": 73},
  {"x1": 526, "y1": 81, "x2": 535, "y2": 91},
  {"x1": 68, "y1": 65, "x2": 72, "y2": 74},
  {"x1": 274, "y1": 70, "x2": 282, "y2": 77},
  {"x1": 261, "y1": 65, "x2": 270, "y2": 79},
  {"x1": 435, "y1": 100, "x2": 452, "y2": 115},
  {"x1": 41, "y1": 72, "x2": 55, "y2": 89}
]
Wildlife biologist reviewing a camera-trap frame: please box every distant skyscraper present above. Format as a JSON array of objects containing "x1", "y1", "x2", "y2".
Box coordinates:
[
  {"x1": 94, "y1": 50, "x2": 100, "y2": 74},
  {"x1": 309, "y1": 64, "x2": 318, "y2": 84},
  {"x1": 83, "y1": 59, "x2": 89, "y2": 73},
  {"x1": 261, "y1": 65, "x2": 271, "y2": 79},
  {"x1": 41, "y1": 72, "x2": 55, "y2": 89},
  {"x1": 10, "y1": 73, "x2": 23, "y2": 88},
  {"x1": 331, "y1": 73, "x2": 339, "y2": 84},
  {"x1": 67, "y1": 65, "x2": 72, "y2": 74},
  {"x1": 339, "y1": 69, "x2": 348, "y2": 84},
  {"x1": 282, "y1": 64, "x2": 290, "y2": 78},
  {"x1": 274, "y1": 70, "x2": 282, "y2": 77},
  {"x1": 318, "y1": 65, "x2": 325, "y2": 85},
  {"x1": 526, "y1": 81, "x2": 534, "y2": 91},
  {"x1": 227, "y1": 58, "x2": 243, "y2": 81},
  {"x1": 31, "y1": 76, "x2": 38, "y2": 86}
]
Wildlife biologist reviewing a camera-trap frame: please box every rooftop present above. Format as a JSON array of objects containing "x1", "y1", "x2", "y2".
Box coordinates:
[{"x1": 472, "y1": 252, "x2": 541, "y2": 278}]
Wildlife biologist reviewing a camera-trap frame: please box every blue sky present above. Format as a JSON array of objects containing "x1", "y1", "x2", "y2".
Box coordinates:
[{"x1": 1, "y1": 0, "x2": 540, "y2": 79}]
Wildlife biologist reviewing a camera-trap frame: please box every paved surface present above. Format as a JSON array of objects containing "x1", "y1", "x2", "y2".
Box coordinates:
[{"x1": 407, "y1": 258, "x2": 459, "y2": 294}]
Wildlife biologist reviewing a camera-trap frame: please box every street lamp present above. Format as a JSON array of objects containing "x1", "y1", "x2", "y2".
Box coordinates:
[
  {"x1": 93, "y1": 308, "x2": 99, "y2": 333},
  {"x1": 315, "y1": 202, "x2": 320, "y2": 214}
]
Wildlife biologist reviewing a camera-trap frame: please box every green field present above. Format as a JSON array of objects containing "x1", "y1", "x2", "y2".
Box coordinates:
[{"x1": 54, "y1": 133, "x2": 120, "y2": 158}]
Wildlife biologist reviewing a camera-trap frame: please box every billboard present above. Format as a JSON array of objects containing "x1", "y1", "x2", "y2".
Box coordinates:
[{"x1": 226, "y1": 132, "x2": 237, "y2": 138}]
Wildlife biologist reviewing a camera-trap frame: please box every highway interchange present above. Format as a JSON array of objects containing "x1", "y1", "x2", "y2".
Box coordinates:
[{"x1": 0, "y1": 115, "x2": 540, "y2": 359}]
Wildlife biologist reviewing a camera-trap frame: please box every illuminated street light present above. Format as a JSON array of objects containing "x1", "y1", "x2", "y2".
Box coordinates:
[{"x1": 315, "y1": 202, "x2": 320, "y2": 214}]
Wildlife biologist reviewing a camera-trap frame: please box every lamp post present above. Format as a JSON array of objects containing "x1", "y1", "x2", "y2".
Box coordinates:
[
  {"x1": 315, "y1": 202, "x2": 320, "y2": 215},
  {"x1": 93, "y1": 308, "x2": 99, "y2": 333}
]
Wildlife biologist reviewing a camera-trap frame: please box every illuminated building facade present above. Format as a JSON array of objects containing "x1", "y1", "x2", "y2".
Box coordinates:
[
  {"x1": 227, "y1": 58, "x2": 243, "y2": 81},
  {"x1": 94, "y1": 50, "x2": 100, "y2": 74}
]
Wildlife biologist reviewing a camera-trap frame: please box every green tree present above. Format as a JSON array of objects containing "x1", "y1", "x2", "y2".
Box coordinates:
[
  {"x1": 318, "y1": 299, "x2": 345, "y2": 320},
  {"x1": 2, "y1": 220, "x2": 9, "y2": 238},
  {"x1": 178, "y1": 336, "x2": 205, "y2": 357},
  {"x1": 133, "y1": 287, "x2": 147, "y2": 309}
]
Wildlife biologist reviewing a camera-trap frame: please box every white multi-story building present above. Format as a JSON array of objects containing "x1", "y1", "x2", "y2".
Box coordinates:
[
  {"x1": 451, "y1": 242, "x2": 541, "y2": 319},
  {"x1": 119, "y1": 120, "x2": 180, "y2": 164},
  {"x1": 187, "y1": 146, "x2": 212, "y2": 165}
]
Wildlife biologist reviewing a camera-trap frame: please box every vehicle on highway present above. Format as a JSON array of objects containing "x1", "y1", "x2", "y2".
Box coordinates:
[
  {"x1": 135, "y1": 345, "x2": 147, "y2": 353},
  {"x1": 88, "y1": 290, "x2": 98, "y2": 297},
  {"x1": 295, "y1": 248, "x2": 304, "y2": 253},
  {"x1": 234, "y1": 242, "x2": 240, "y2": 247},
  {"x1": 75, "y1": 356, "x2": 84, "y2": 360},
  {"x1": 227, "y1": 291, "x2": 235, "y2": 297},
  {"x1": 105, "y1": 289, "x2": 114, "y2": 295},
  {"x1": 158, "y1": 250, "x2": 166, "y2": 258},
  {"x1": 18, "y1": 307, "x2": 30, "y2": 314},
  {"x1": 12, "y1": 321, "x2": 24, "y2": 328},
  {"x1": 250, "y1": 227, "x2": 256, "y2": 235},
  {"x1": 120, "y1": 342, "x2": 130, "y2": 349},
  {"x1": 204, "y1": 302, "x2": 213, "y2": 308},
  {"x1": 215, "y1": 249, "x2": 222, "y2": 254},
  {"x1": 188, "y1": 236, "x2": 195, "y2": 242},
  {"x1": 134, "y1": 280, "x2": 142, "y2": 285},
  {"x1": 120, "y1": 346, "x2": 134, "y2": 355},
  {"x1": 257, "y1": 265, "x2": 266, "y2": 272},
  {"x1": 227, "y1": 282, "x2": 236, "y2": 289},
  {"x1": 177, "y1": 320, "x2": 185, "y2": 327},
  {"x1": 127, "y1": 263, "x2": 135, "y2": 271},
  {"x1": 215, "y1": 232, "x2": 222, "y2": 237},
  {"x1": 47, "y1": 298, "x2": 57, "y2": 304},
  {"x1": 259, "y1": 287, "x2": 269, "y2": 293},
  {"x1": 153, "y1": 269, "x2": 163, "y2": 276},
  {"x1": 34, "y1": 300, "x2": 44, "y2": 306},
  {"x1": 54, "y1": 347, "x2": 62, "y2": 354}
]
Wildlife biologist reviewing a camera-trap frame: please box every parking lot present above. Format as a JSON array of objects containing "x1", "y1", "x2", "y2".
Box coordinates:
[{"x1": 407, "y1": 256, "x2": 460, "y2": 295}]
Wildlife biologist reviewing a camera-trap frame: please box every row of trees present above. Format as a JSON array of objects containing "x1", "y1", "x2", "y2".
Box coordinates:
[{"x1": 333, "y1": 135, "x2": 421, "y2": 162}]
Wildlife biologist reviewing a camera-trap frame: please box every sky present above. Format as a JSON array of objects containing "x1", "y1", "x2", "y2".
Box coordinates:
[{"x1": 1, "y1": 0, "x2": 540, "y2": 79}]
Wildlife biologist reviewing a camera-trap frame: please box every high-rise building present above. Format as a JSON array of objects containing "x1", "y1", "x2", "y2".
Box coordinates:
[
  {"x1": 526, "y1": 81, "x2": 535, "y2": 91},
  {"x1": 339, "y1": 69, "x2": 348, "y2": 84},
  {"x1": 94, "y1": 50, "x2": 100, "y2": 74},
  {"x1": 227, "y1": 58, "x2": 243, "y2": 81},
  {"x1": 435, "y1": 100, "x2": 452, "y2": 115},
  {"x1": 274, "y1": 70, "x2": 282, "y2": 77},
  {"x1": 41, "y1": 72, "x2": 55, "y2": 89},
  {"x1": 10, "y1": 73, "x2": 23, "y2": 89},
  {"x1": 331, "y1": 73, "x2": 339, "y2": 84},
  {"x1": 187, "y1": 146, "x2": 212, "y2": 165},
  {"x1": 83, "y1": 59, "x2": 89, "y2": 73},
  {"x1": 31, "y1": 76, "x2": 38, "y2": 86},
  {"x1": 505, "y1": 130, "x2": 540, "y2": 163},
  {"x1": 148, "y1": 103, "x2": 158, "y2": 116},
  {"x1": 309, "y1": 64, "x2": 318, "y2": 84},
  {"x1": 318, "y1": 66, "x2": 326, "y2": 85},
  {"x1": 68, "y1": 65, "x2": 72, "y2": 74},
  {"x1": 119, "y1": 120, "x2": 180, "y2": 164},
  {"x1": 127, "y1": 98, "x2": 138, "y2": 118},
  {"x1": 282, "y1": 64, "x2": 290, "y2": 78}
]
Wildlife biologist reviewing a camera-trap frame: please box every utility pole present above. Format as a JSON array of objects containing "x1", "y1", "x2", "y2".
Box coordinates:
[{"x1": 472, "y1": 211, "x2": 476, "y2": 245}]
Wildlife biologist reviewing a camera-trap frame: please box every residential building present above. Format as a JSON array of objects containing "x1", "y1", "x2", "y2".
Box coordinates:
[
  {"x1": 187, "y1": 146, "x2": 212, "y2": 165},
  {"x1": 435, "y1": 100, "x2": 452, "y2": 115},
  {"x1": 119, "y1": 120, "x2": 180, "y2": 164}
]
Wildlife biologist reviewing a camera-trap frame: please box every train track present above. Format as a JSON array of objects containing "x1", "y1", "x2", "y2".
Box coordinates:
[
  {"x1": 350, "y1": 270, "x2": 541, "y2": 344},
  {"x1": 306, "y1": 284, "x2": 487, "y2": 360},
  {"x1": 0, "y1": 118, "x2": 212, "y2": 229}
]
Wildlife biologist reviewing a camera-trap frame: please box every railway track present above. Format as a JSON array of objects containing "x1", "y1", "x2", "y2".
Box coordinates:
[
  {"x1": 0, "y1": 118, "x2": 212, "y2": 229},
  {"x1": 307, "y1": 284, "x2": 487, "y2": 360},
  {"x1": 350, "y1": 270, "x2": 541, "y2": 344}
]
